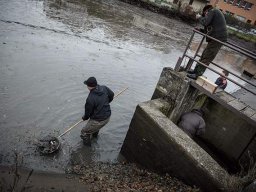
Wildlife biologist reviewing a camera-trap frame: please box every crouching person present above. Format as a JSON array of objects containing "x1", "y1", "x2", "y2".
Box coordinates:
[
  {"x1": 178, "y1": 109, "x2": 206, "y2": 139},
  {"x1": 81, "y1": 77, "x2": 114, "y2": 146}
]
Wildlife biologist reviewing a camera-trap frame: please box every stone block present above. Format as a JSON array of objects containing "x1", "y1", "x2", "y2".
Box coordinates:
[
  {"x1": 214, "y1": 91, "x2": 236, "y2": 103},
  {"x1": 242, "y1": 107, "x2": 256, "y2": 117},
  {"x1": 228, "y1": 99, "x2": 247, "y2": 111},
  {"x1": 151, "y1": 67, "x2": 201, "y2": 123},
  {"x1": 121, "y1": 99, "x2": 228, "y2": 192},
  {"x1": 252, "y1": 114, "x2": 256, "y2": 121}
]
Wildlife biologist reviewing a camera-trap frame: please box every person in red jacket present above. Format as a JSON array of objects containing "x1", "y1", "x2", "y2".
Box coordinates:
[
  {"x1": 215, "y1": 70, "x2": 229, "y2": 90},
  {"x1": 81, "y1": 77, "x2": 114, "y2": 146}
]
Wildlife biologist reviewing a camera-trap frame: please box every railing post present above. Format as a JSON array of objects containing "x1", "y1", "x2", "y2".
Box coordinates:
[
  {"x1": 185, "y1": 58, "x2": 194, "y2": 71},
  {"x1": 174, "y1": 57, "x2": 183, "y2": 71},
  {"x1": 174, "y1": 31, "x2": 195, "y2": 71}
]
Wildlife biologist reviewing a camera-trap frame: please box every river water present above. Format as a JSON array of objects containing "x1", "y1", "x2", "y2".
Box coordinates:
[{"x1": 0, "y1": 0, "x2": 254, "y2": 173}]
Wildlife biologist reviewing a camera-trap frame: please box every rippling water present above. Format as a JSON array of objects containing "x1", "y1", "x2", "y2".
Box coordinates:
[
  {"x1": 0, "y1": 0, "x2": 253, "y2": 172},
  {"x1": 0, "y1": 0, "x2": 191, "y2": 172}
]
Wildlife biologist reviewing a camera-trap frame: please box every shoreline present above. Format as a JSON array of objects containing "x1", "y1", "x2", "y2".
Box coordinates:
[
  {"x1": 0, "y1": 162, "x2": 200, "y2": 192},
  {"x1": 120, "y1": 0, "x2": 256, "y2": 52}
]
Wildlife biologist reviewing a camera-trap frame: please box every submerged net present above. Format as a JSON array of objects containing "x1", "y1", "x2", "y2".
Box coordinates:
[{"x1": 36, "y1": 136, "x2": 60, "y2": 155}]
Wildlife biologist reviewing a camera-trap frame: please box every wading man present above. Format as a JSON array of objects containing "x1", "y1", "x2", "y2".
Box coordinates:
[
  {"x1": 187, "y1": 5, "x2": 227, "y2": 79},
  {"x1": 81, "y1": 77, "x2": 114, "y2": 146}
]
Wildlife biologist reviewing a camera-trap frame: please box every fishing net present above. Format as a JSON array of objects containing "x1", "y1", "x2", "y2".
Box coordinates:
[{"x1": 36, "y1": 136, "x2": 60, "y2": 155}]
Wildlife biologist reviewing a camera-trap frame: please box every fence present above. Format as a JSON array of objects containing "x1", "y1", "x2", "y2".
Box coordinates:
[{"x1": 174, "y1": 29, "x2": 256, "y2": 95}]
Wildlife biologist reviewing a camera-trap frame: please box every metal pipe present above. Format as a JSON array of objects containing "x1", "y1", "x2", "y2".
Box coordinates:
[
  {"x1": 185, "y1": 35, "x2": 205, "y2": 71},
  {"x1": 181, "y1": 31, "x2": 195, "y2": 60},
  {"x1": 226, "y1": 41, "x2": 256, "y2": 57},
  {"x1": 175, "y1": 31, "x2": 195, "y2": 71},
  {"x1": 193, "y1": 29, "x2": 256, "y2": 60},
  {"x1": 193, "y1": 35, "x2": 205, "y2": 59}
]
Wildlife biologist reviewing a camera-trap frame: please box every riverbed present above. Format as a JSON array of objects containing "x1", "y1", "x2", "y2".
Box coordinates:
[{"x1": 0, "y1": 0, "x2": 254, "y2": 173}]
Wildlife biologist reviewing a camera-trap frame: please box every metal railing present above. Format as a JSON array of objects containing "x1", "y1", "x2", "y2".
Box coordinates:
[{"x1": 174, "y1": 29, "x2": 256, "y2": 95}]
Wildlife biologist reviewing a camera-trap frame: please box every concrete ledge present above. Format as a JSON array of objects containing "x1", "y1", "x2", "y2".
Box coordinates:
[{"x1": 121, "y1": 99, "x2": 228, "y2": 191}]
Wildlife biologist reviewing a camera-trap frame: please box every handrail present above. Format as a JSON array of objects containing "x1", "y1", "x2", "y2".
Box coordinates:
[
  {"x1": 185, "y1": 54, "x2": 256, "y2": 95},
  {"x1": 194, "y1": 53, "x2": 256, "y2": 87},
  {"x1": 193, "y1": 29, "x2": 256, "y2": 60},
  {"x1": 175, "y1": 28, "x2": 256, "y2": 97},
  {"x1": 226, "y1": 41, "x2": 256, "y2": 56}
]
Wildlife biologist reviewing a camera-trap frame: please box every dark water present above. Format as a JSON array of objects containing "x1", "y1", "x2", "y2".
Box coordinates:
[{"x1": 0, "y1": 0, "x2": 254, "y2": 173}]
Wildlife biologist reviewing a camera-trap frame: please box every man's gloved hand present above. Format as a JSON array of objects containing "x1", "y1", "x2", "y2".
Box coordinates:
[
  {"x1": 196, "y1": 13, "x2": 201, "y2": 20},
  {"x1": 82, "y1": 116, "x2": 86, "y2": 121},
  {"x1": 194, "y1": 27, "x2": 205, "y2": 33}
]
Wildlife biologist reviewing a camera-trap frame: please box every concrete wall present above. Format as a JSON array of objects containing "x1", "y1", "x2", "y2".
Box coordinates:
[
  {"x1": 152, "y1": 67, "x2": 206, "y2": 123},
  {"x1": 121, "y1": 67, "x2": 256, "y2": 190},
  {"x1": 201, "y1": 97, "x2": 256, "y2": 164},
  {"x1": 120, "y1": 99, "x2": 228, "y2": 191},
  {"x1": 151, "y1": 67, "x2": 256, "y2": 169}
]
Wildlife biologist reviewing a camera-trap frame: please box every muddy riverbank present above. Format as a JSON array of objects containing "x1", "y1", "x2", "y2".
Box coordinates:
[
  {"x1": 70, "y1": 162, "x2": 200, "y2": 192},
  {"x1": 0, "y1": 162, "x2": 200, "y2": 192},
  {"x1": 121, "y1": 0, "x2": 256, "y2": 52}
]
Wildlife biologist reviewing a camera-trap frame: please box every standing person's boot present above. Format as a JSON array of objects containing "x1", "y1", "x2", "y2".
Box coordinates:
[
  {"x1": 82, "y1": 134, "x2": 91, "y2": 146},
  {"x1": 187, "y1": 73, "x2": 198, "y2": 80},
  {"x1": 187, "y1": 69, "x2": 195, "y2": 74},
  {"x1": 92, "y1": 131, "x2": 99, "y2": 138}
]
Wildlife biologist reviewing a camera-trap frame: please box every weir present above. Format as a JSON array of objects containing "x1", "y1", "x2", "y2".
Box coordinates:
[{"x1": 120, "y1": 30, "x2": 256, "y2": 191}]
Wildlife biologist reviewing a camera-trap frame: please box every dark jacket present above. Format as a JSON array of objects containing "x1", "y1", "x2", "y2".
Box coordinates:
[
  {"x1": 199, "y1": 8, "x2": 227, "y2": 42},
  {"x1": 178, "y1": 109, "x2": 206, "y2": 138},
  {"x1": 215, "y1": 77, "x2": 227, "y2": 90},
  {"x1": 83, "y1": 85, "x2": 114, "y2": 121}
]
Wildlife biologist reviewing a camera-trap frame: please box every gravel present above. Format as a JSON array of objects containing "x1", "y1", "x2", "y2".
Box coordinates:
[{"x1": 70, "y1": 162, "x2": 201, "y2": 192}]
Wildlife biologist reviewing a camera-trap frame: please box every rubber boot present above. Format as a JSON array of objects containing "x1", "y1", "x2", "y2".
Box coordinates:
[
  {"x1": 92, "y1": 131, "x2": 99, "y2": 138},
  {"x1": 82, "y1": 134, "x2": 91, "y2": 146}
]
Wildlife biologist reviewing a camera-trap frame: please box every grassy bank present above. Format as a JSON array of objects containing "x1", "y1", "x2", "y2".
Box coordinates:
[{"x1": 228, "y1": 28, "x2": 256, "y2": 43}]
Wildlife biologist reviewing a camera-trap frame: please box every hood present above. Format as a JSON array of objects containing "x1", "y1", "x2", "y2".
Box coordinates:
[
  {"x1": 91, "y1": 85, "x2": 104, "y2": 96},
  {"x1": 192, "y1": 109, "x2": 203, "y2": 116}
]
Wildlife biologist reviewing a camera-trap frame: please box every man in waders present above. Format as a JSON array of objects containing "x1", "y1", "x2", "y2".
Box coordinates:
[
  {"x1": 81, "y1": 77, "x2": 114, "y2": 146},
  {"x1": 187, "y1": 5, "x2": 227, "y2": 79}
]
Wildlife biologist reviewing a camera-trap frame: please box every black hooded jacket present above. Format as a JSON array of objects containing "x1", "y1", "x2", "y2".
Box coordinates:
[
  {"x1": 199, "y1": 8, "x2": 227, "y2": 42},
  {"x1": 83, "y1": 85, "x2": 114, "y2": 121}
]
